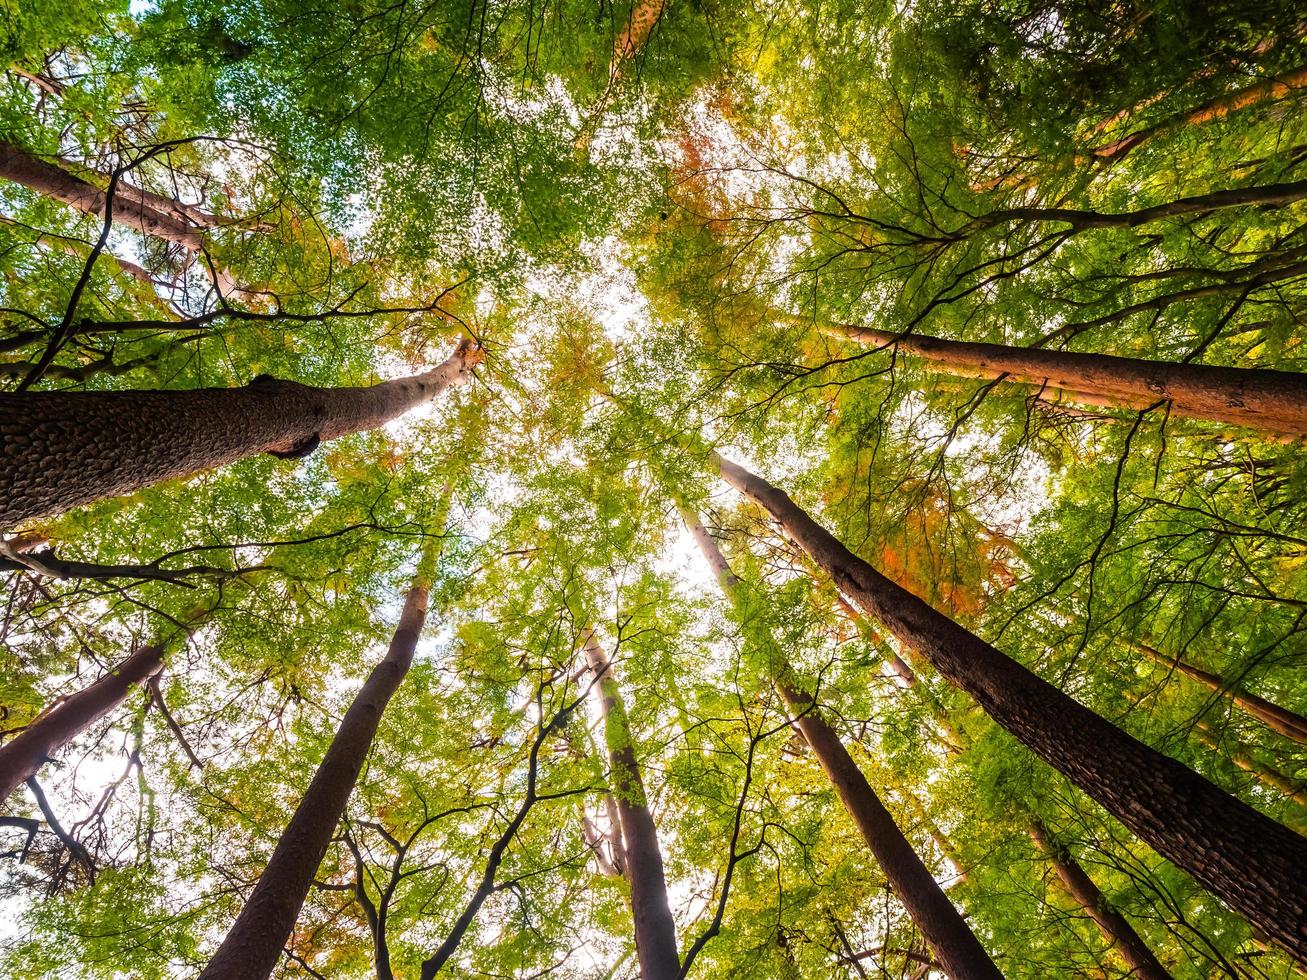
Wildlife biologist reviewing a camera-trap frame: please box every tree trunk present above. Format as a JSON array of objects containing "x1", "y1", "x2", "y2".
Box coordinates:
[
  {"x1": 709, "y1": 453, "x2": 1307, "y2": 966},
  {"x1": 0, "y1": 642, "x2": 165, "y2": 803},
  {"x1": 199, "y1": 576, "x2": 430, "y2": 980},
  {"x1": 680, "y1": 509, "x2": 1002, "y2": 980},
  {"x1": 817, "y1": 321, "x2": 1307, "y2": 437},
  {"x1": 1027, "y1": 819, "x2": 1173, "y2": 980},
  {"x1": 581, "y1": 629, "x2": 681, "y2": 980},
  {"x1": 0, "y1": 140, "x2": 205, "y2": 249},
  {"x1": 0, "y1": 341, "x2": 478, "y2": 529},
  {"x1": 1087, "y1": 63, "x2": 1307, "y2": 163},
  {"x1": 1193, "y1": 721, "x2": 1307, "y2": 812},
  {"x1": 838, "y1": 572, "x2": 1170, "y2": 971},
  {"x1": 1136, "y1": 644, "x2": 1307, "y2": 745}
]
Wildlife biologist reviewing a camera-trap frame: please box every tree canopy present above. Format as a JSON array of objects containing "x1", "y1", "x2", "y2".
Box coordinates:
[{"x1": 2, "y1": 2, "x2": 1306, "y2": 978}]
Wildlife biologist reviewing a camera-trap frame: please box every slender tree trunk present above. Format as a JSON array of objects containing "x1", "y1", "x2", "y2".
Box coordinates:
[
  {"x1": 0, "y1": 340, "x2": 478, "y2": 529},
  {"x1": 581, "y1": 629, "x2": 681, "y2": 980},
  {"x1": 199, "y1": 576, "x2": 430, "y2": 980},
  {"x1": 1137, "y1": 644, "x2": 1307, "y2": 745},
  {"x1": 1087, "y1": 63, "x2": 1307, "y2": 163},
  {"x1": 1193, "y1": 721, "x2": 1307, "y2": 811},
  {"x1": 816, "y1": 321, "x2": 1307, "y2": 437},
  {"x1": 0, "y1": 140, "x2": 205, "y2": 249},
  {"x1": 0, "y1": 642, "x2": 165, "y2": 803},
  {"x1": 680, "y1": 509, "x2": 1002, "y2": 980},
  {"x1": 975, "y1": 63, "x2": 1307, "y2": 189},
  {"x1": 708, "y1": 453, "x2": 1307, "y2": 966},
  {"x1": 1027, "y1": 819, "x2": 1174, "y2": 980}
]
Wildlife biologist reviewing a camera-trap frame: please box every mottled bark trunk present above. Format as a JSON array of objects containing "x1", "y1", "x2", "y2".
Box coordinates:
[
  {"x1": 199, "y1": 578, "x2": 429, "y2": 980},
  {"x1": 1137, "y1": 644, "x2": 1307, "y2": 745},
  {"x1": 820, "y1": 322, "x2": 1307, "y2": 437},
  {"x1": 581, "y1": 630, "x2": 680, "y2": 980},
  {"x1": 1027, "y1": 819, "x2": 1173, "y2": 980},
  {"x1": 0, "y1": 342, "x2": 477, "y2": 529},
  {"x1": 680, "y1": 509, "x2": 1001, "y2": 980},
  {"x1": 0, "y1": 643, "x2": 164, "y2": 803},
  {"x1": 710, "y1": 454, "x2": 1307, "y2": 966}
]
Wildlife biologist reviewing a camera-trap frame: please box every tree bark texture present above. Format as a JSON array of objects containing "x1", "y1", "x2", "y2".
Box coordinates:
[
  {"x1": 710, "y1": 453, "x2": 1307, "y2": 966},
  {"x1": 820, "y1": 322, "x2": 1307, "y2": 437},
  {"x1": 581, "y1": 629, "x2": 681, "y2": 980},
  {"x1": 0, "y1": 642, "x2": 165, "y2": 803},
  {"x1": 680, "y1": 508, "x2": 1002, "y2": 980},
  {"x1": 0, "y1": 342, "x2": 478, "y2": 529},
  {"x1": 1027, "y1": 819, "x2": 1173, "y2": 980},
  {"x1": 199, "y1": 578, "x2": 430, "y2": 980}
]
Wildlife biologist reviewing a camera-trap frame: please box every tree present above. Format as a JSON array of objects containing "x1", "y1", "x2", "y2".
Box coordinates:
[
  {"x1": 707, "y1": 451, "x2": 1307, "y2": 965},
  {"x1": 812, "y1": 320, "x2": 1307, "y2": 437},
  {"x1": 581, "y1": 628, "x2": 681, "y2": 980},
  {"x1": 0, "y1": 340, "x2": 479, "y2": 528},
  {"x1": 199, "y1": 558, "x2": 432, "y2": 980},
  {"x1": 680, "y1": 506, "x2": 1004, "y2": 980}
]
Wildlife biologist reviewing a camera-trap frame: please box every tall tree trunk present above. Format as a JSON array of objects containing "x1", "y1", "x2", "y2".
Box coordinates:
[
  {"x1": 0, "y1": 141, "x2": 205, "y2": 249},
  {"x1": 0, "y1": 340, "x2": 478, "y2": 529},
  {"x1": 708, "y1": 453, "x2": 1307, "y2": 965},
  {"x1": 1027, "y1": 819, "x2": 1174, "y2": 980},
  {"x1": 839, "y1": 578, "x2": 1173, "y2": 972},
  {"x1": 0, "y1": 642, "x2": 165, "y2": 803},
  {"x1": 199, "y1": 574, "x2": 430, "y2": 980},
  {"x1": 1136, "y1": 644, "x2": 1307, "y2": 745},
  {"x1": 581, "y1": 629, "x2": 681, "y2": 980},
  {"x1": 1087, "y1": 63, "x2": 1307, "y2": 163},
  {"x1": 680, "y1": 509, "x2": 1002, "y2": 980},
  {"x1": 1193, "y1": 721, "x2": 1307, "y2": 812},
  {"x1": 816, "y1": 321, "x2": 1307, "y2": 437}
]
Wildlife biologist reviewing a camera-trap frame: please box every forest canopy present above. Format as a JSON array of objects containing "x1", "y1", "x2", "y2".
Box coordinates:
[{"x1": 1, "y1": 1, "x2": 1306, "y2": 978}]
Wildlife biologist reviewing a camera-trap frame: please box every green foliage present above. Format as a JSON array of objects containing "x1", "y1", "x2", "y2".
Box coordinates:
[{"x1": 1, "y1": 1, "x2": 1305, "y2": 977}]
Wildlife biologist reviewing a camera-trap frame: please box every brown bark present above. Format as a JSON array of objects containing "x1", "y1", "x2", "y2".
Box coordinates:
[
  {"x1": 680, "y1": 509, "x2": 1002, "y2": 980},
  {"x1": 975, "y1": 64, "x2": 1307, "y2": 189},
  {"x1": 0, "y1": 140, "x2": 242, "y2": 294},
  {"x1": 709, "y1": 453, "x2": 1307, "y2": 966},
  {"x1": 1028, "y1": 819, "x2": 1173, "y2": 980},
  {"x1": 0, "y1": 340, "x2": 478, "y2": 529},
  {"x1": 0, "y1": 141, "x2": 206, "y2": 249},
  {"x1": 1087, "y1": 64, "x2": 1307, "y2": 163},
  {"x1": 1136, "y1": 644, "x2": 1307, "y2": 746},
  {"x1": 611, "y1": 0, "x2": 667, "y2": 81},
  {"x1": 581, "y1": 630, "x2": 680, "y2": 980},
  {"x1": 819, "y1": 321, "x2": 1307, "y2": 438},
  {"x1": 1193, "y1": 721, "x2": 1307, "y2": 811},
  {"x1": 199, "y1": 577, "x2": 430, "y2": 980},
  {"x1": 0, "y1": 642, "x2": 165, "y2": 803}
]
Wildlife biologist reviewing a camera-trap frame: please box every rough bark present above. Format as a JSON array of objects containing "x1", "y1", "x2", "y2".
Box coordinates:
[
  {"x1": 818, "y1": 321, "x2": 1307, "y2": 437},
  {"x1": 199, "y1": 578, "x2": 430, "y2": 980},
  {"x1": 0, "y1": 341, "x2": 478, "y2": 529},
  {"x1": 1027, "y1": 819, "x2": 1173, "y2": 980},
  {"x1": 680, "y1": 509, "x2": 1002, "y2": 980},
  {"x1": 0, "y1": 643, "x2": 165, "y2": 803},
  {"x1": 581, "y1": 629, "x2": 681, "y2": 980},
  {"x1": 710, "y1": 454, "x2": 1307, "y2": 966},
  {"x1": 1136, "y1": 644, "x2": 1307, "y2": 745}
]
